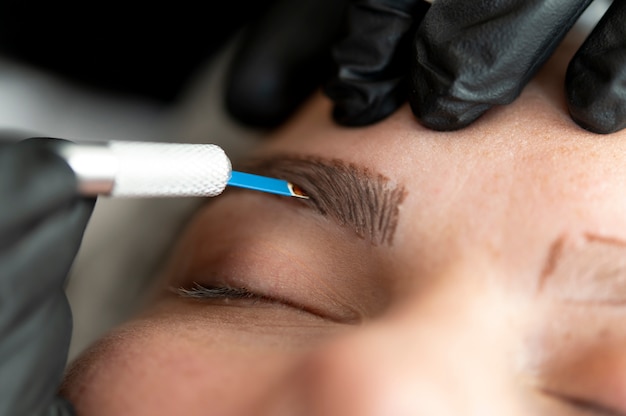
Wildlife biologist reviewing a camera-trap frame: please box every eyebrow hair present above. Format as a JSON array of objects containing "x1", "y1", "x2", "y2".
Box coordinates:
[{"x1": 237, "y1": 155, "x2": 407, "y2": 246}]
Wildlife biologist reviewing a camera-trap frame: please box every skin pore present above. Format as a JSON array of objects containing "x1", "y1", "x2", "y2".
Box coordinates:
[{"x1": 61, "y1": 34, "x2": 626, "y2": 415}]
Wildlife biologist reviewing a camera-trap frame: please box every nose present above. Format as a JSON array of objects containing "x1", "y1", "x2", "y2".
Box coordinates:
[{"x1": 265, "y1": 269, "x2": 521, "y2": 416}]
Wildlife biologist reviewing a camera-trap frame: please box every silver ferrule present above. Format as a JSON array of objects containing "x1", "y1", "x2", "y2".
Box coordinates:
[{"x1": 55, "y1": 141, "x2": 117, "y2": 195}]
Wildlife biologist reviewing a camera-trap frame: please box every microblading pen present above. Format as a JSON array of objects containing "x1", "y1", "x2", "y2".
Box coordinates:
[{"x1": 46, "y1": 139, "x2": 308, "y2": 199}]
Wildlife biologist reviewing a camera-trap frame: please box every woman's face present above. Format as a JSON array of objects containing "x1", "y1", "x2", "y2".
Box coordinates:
[{"x1": 62, "y1": 43, "x2": 626, "y2": 415}]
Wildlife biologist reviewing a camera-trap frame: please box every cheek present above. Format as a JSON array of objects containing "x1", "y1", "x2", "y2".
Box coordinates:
[{"x1": 61, "y1": 317, "x2": 299, "y2": 416}]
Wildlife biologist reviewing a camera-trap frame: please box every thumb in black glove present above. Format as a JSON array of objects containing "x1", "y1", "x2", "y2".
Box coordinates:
[
  {"x1": 0, "y1": 138, "x2": 95, "y2": 416},
  {"x1": 224, "y1": 0, "x2": 350, "y2": 128},
  {"x1": 325, "y1": 0, "x2": 626, "y2": 134}
]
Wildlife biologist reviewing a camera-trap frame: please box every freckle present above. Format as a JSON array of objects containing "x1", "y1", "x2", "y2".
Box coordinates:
[{"x1": 598, "y1": 328, "x2": 611, "y2": 339}]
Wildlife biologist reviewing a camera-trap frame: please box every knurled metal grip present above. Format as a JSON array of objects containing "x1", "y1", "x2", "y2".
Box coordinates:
[{"x1": 55, "y1": 140, "x2": 232, "y2": 197}]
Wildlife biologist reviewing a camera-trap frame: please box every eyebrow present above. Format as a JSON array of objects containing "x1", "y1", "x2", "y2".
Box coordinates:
[
  {"x1": 236, "y1": 155, "x2": 407, "y2": 246},
  {"x1": 539, "y1": 233, "x2": 626, "y2": 305}
]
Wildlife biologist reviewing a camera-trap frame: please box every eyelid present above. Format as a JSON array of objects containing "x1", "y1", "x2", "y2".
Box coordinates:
[
  {"x1": 174, "y1": 283, "x2": 257, "y2": 300},
  {"x1": 543, "y1": 389, "x2": 626, "y2": 416},
  {"x1": 173, "y1": 282, "x2": 356, "y2": 324},
  {"x1": 166, "y1": 191, "x2": 381, "y2": 324}
]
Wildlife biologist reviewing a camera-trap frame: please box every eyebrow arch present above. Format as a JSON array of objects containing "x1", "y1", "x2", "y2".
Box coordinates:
[
  {"x1": 236, "y1": 154, "x2": 407, "y2": 246},
  {"x1": 539, "y1": 233, "x2": 626, "y2": 305}
]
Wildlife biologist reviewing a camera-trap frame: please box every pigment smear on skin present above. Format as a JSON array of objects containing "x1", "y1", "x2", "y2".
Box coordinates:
[{"x1": 239, "y1": 155, "x2": 407, "y2": 246}]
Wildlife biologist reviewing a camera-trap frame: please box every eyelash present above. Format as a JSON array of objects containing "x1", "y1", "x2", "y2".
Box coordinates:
[
  {"x1": 544, "y1": 389, "x2": 625, "y2": 416},
  {"x1": 173, "y1": 282, "x2": 268, "y2": 303},
  {"x1": 566, "y1": 397, "x2": 623, "y2": 416},
  {"x1": 171, "y1": 287, "x2": 623, "y2": 416},
  {"x1": 172, "y1": 282, "x2": 332, "y2": 321}
]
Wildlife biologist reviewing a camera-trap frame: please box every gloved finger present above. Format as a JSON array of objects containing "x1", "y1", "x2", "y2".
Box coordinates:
[
  {"x1": 225, "y1": 0, "x2": 349, "y2": 128},
  {"x1": 0, "y1": 139, "x2": 79, "y2": 233},
  {"x1": 43, "y1": 397, "x2": 77, "y2": 416},
  {"x1": 324, "y1": 0, "x2": 431, "y2": 126},
  {"x1": 566, "y1": 0, "x2": 626, "y2": 134},
  {"x1": 0, "y1": 140, "x2": 95, "y2": 287},
  {"x1": 0, "y1": 200, "x2": 93, "y2": 416},
  {"x1": 409, "y1": 0, "x2": 593, "y2": 131},
  {"x1": 0, "y1": 139, "x2": 95, "y2": 416}
]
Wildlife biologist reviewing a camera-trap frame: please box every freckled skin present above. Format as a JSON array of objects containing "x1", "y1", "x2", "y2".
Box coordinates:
[{"x1": 62, "y1": 32, "x2": 626, "y2": 415}]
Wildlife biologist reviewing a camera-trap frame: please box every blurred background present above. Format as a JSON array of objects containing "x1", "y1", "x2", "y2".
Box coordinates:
[{"x1": 0, "y1": 1, "x2": 272, "y2": 360}]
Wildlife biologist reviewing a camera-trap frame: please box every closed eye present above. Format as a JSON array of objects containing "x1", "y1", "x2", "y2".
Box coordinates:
[
  {"x1": 172, "y1": 282, "x2": 355, "y2": 323},
  {"x1": 543, "y1": 389, "x2": 626, "y2": 416},
  {"x1": 175, "y1": 283, "x2": 259, "y2": 300}
]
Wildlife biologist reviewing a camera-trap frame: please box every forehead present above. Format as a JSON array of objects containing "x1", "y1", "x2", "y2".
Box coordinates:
[
  {"x1": 266, "y1": 89, "x2": 626, "y2": 213},
  {"x1": 260, "y1": 89, "x2": 626, "y2": 274}
]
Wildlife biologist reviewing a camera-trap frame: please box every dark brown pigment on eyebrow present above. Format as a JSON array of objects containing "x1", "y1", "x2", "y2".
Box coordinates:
[{"x1": 238, "y1": 155, "x2": 407, "y2": 246}]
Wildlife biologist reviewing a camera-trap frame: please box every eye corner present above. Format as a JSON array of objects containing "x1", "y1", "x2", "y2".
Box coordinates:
[{"x1": 540, "y1": 388, "x2": 625, "y2": 416}]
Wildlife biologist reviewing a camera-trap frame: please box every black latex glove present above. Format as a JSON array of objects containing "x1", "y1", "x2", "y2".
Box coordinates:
[
  {"x1": 325, "y1": 0, "x2": 626, "y2": 134},
  {"x1": 0, "y1": 138, "x2": 95, "y2": 416},
  {"x1": 224, "y1": 0, "x2": 350, "y2": 127}
]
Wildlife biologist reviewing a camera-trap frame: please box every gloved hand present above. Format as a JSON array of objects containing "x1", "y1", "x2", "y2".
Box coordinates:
[
  {"x1": 224, "y1": 0, "x2": 350, "y2": 127},
  {"x1": 325, "y1": 0, "x2": 626, "y2": 134},
  {"x1": 0, "y1": 138, "x2": 95, "y2": 416}
]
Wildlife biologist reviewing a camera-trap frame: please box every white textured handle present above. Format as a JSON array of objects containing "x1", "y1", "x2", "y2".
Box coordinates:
[{"x1": 108, "y1": 141, "x2": 231, "y2": 197}]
